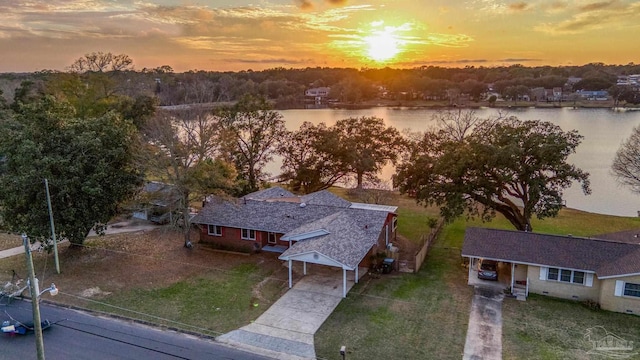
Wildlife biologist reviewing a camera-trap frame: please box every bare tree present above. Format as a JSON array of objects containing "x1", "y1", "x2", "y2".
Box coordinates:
[
  {"x1": 142, "y1": 106, "x2": 236, "y2": 246},
  {"x1": 613, "y1": 126, "x2": 640, "y2": 193},
  {"x1": 217, "y1": 95, "x2": 286, "y2": 194},
  {"x1": 68, "y1": 52, "x2": 134, "y2": 73}
]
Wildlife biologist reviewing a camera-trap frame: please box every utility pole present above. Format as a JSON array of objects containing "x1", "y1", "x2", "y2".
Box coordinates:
[
  {"x1": 44, "y1": 178, "x2": 60, "y2": 274},
  {"x1": 23, "y1": 233, "x2": 46, "y2": 360}
]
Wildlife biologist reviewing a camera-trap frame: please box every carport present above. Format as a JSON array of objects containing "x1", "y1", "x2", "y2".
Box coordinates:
[
  {"x1": 278, "y1": 211, "x2": 381, "y2": 298},
  {"x1": 279, "y1": 250, "x2": 365, "y2": 298},
  {"x1": 466, "y1": 257, "x2": 513, "y2": 290}
]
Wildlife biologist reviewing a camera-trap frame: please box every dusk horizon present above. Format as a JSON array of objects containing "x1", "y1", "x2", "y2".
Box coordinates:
[{"x1": 1, "y1": 0, "x2": 638, "y2": 73}]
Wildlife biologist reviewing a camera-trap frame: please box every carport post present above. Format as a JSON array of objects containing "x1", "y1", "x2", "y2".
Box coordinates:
[
  {"x1": 468, "y1": 257, "x2": 473, "y2": 280},
  {"x1": 342, "y1": 268, "x2": 347, "y2": 298},
  {"x1": 355, "y1": 267, "x2": 359, "y2": 284},
  {"x1": 303, "y1": 261, "x2": 307, "y2": 275},
  {"x1": 511, "y1": 263, "x2": 515, "y2": 291},
  {"x1": 288, "y1": 260, "x2": 292, "y2": 288}
]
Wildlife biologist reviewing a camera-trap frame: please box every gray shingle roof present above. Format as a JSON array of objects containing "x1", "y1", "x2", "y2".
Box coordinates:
[
  {"x1": 192, "y1": 189, "x2": 393, "y2": 269},
  {"x1": 191, "y1": 198, "x2": 339, "y2": 233},
  {"x1": 280, "y1": 209, "x2": 389, "y2": 269},
  {"x1": 243, "y1": 186, "x2": 295, "y2": 200},
  {"x1": 300, "y1": 190, "x2": 351, "y2": 208},
  {"x1": 461, "y1": 227, "x2": 640, "y2": 278}
]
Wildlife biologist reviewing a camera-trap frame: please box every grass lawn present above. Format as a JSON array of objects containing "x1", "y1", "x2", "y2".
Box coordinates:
[
  {"x1": 86, "y1": 262, "x2": 284, "y2": 336},
  {"x1": 503, "y1": 294, "x2": 640, "y2": 359},
  {"x1": 0, "y1": 228, "x2": 290, "y2": 336}
]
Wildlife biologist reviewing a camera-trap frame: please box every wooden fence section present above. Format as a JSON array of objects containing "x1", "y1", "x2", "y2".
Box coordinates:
[{"x1": 413, "y1": 219, "x2": 444, "y2": 273}]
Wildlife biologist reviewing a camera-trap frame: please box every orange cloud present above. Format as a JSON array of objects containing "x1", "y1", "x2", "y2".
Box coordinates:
[
  {"x1": 579, "y1": 1, "x2": 616, "y2": 12},
  {"x1": 294, "y1": 0, "x2": 314, "y2": 10},
  {"x1": 326, "y1": 0, "x2": 348, "y2": 5},
  {"x1": 508, "y1": 2, "x2": 529, "y2": 12}
]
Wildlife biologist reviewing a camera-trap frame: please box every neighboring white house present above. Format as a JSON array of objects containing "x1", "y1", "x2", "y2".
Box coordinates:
[
  {"x1": 305, "y1": 87, "x2": 331, "y2": 102},
  {"x1": 462, "y1": 227, "x2": 640, "y2": 315}
]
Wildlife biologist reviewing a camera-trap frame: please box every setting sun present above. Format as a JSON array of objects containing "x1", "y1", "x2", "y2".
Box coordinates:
[
  {"x1": 359, "y1": 21, "x2": 413, "y2": 64},
  {"x1": 365, "y1": 30, "x2": 400, "y2": 62}
]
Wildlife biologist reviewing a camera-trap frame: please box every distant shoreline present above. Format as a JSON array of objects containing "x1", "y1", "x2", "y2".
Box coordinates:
[{"x1": 318, "y1": 99, "x2": 640, "y2": 111}]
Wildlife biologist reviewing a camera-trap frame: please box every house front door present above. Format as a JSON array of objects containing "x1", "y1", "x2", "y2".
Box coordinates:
[{"x1": 268, "y1": 232, "x2": 277, "y2": 244}]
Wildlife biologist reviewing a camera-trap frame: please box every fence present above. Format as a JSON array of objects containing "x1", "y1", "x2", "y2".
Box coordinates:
[{"x1": 413, "y1": 219, "x2": 444, "y2": 273}]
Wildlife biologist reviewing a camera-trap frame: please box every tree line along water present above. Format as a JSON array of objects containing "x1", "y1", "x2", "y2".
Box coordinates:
[{"x1": 273, "y1": 107, "x2": 640, "y2": 217}]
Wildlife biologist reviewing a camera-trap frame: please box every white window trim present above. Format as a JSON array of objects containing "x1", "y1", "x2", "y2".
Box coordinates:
[
  {"x1": 616, "y1": 280, "x2": 640, "y2": 298},
  {"x1": 540, "y1": 266, "x2": 588, "y2": 286},
  {"x1": 207, "y1": 225, "x2": 222, "y2": 236},
  {"x1": 241, "y1": 228, "x2": 256, "y2": 240},
  {"x1": 267, "y1": 232, "x2": 277, "y2": 244}
]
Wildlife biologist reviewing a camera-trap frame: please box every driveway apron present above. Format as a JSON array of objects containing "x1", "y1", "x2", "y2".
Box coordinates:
[
  {"x1": 218, "y1": 271, "x2": 354, "y2": 360},
  {"x1": 463, "y1": 286, "x2": 504, "y2": 360}
]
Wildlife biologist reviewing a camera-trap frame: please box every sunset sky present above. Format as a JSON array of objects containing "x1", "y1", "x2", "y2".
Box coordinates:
[{"x1": 1, "y1": 0, "x2": 638, "y2": 73}]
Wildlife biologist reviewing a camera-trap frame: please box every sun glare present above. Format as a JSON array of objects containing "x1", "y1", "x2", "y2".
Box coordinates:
[{"x1": 363, "y1": 23, "x2": 406, "y2": 63}]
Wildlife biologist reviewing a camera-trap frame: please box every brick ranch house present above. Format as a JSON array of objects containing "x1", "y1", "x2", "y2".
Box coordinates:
[
  {"x1": 191, "y1": 187, "x2": 398, "y2": 297},
  {"x1": 462, "y1": 227, "x2": 640, "y2": 315}
]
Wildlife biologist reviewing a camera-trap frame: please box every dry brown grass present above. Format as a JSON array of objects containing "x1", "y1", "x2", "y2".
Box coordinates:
[
  {"x1": 0, "y1": 228, "x2": 288, "y2": 321},
  {"x1": 0, "y1": 232, "x2": 21, "y2": 252}
]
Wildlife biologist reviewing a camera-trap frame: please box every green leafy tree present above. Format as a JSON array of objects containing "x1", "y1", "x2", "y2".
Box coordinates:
[
  {"x1": 278, "y1": 122, "x2": 348, "y2": 194},
  {"x1": 0, "y1": 96, "x2": 142, "y2": 245},
  {"x1": 334, "y1": 116, "x2": 405, "y2": 189},
  {"x1": 394, "y1": 112, "x2": 591, "y2": 231},
  {"x1": 142, "y1": 106, "x2": 237, "y2": 246},
  {"x1": 217, "y1": 95, "x2": 286, "y2": 195}
]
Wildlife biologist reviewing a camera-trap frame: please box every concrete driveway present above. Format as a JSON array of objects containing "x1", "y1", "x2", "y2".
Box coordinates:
[
  {"x1": 463, "y1": 286, "x2": 505, "y2": 360},
  {"x1": 218, "y1": 266, "x2": 362, "y2": 359}
]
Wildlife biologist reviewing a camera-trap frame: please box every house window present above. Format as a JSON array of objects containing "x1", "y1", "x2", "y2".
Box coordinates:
[
  {"x1": 572, "y1": 271, "x2": 585, "y2": 285},
  {"x1": 268, "y1": 232, "x2": 277, "y2": 244},
  {"x1": 207, "y1": 225, "x2": 222, "y2": 236},
  {"x1": 624, "y1": 283, "x2": 640, "y2": 298},
  {"x1": 241, "y1": 229, "x2": 256, "y2": 240},
  {"x1": 547, "y1": 267, "x2": 585, "y2": 284}
]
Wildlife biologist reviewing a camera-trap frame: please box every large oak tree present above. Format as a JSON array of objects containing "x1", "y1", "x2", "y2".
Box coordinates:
[
  {"x1": 394, "y1": 112, "x2": 591, "y2": 231},
  {"x1": 334, "y1": 116, "x2": 405, "y2": 189},
  {"x1": 278, "y1": 121, "x2": 348, "y2": 194}
]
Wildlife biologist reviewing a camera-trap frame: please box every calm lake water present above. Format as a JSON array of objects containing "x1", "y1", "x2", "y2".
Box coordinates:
[{"x1": 272, "y1": 107, "x2": 640, "y2": 217}]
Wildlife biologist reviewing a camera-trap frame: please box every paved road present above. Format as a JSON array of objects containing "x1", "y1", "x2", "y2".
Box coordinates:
[{"x1": 1, "y1": 300, "x2": 271, "y2": 360}]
